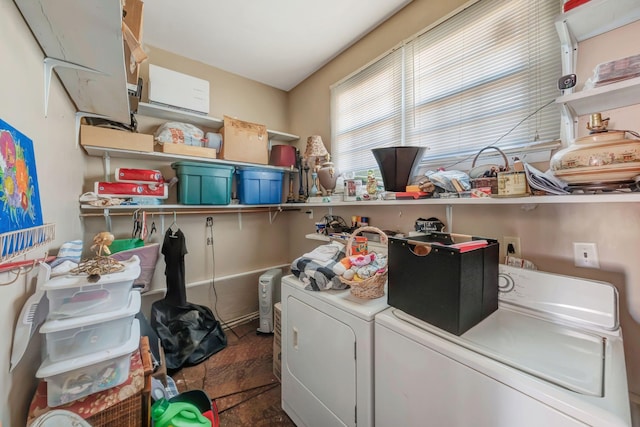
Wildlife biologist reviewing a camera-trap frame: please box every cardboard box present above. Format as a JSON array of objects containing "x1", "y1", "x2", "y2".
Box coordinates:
[
  {"x1": 154, "y1": 143, "x2": 217, "y2": 159},
  {"x1": 80, "y1": 125, "x2": 153, "y2": 152},
  {"x1": 219, "y1": 116, "x2": 269, "y2": 164}
]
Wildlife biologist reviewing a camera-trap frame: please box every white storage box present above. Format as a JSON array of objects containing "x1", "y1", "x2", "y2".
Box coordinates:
[
  {"x1": 148, "y1": 64, "x2": 210, "y2": 114},
  {"x1": 41, "y1": 291, "x2": 141, "y2": 362},
  {"x1": 43, "y1": 256, "x2": 140, "y2": 319},
  {"x1": 37, "y1": 319, "x2": 140, "y2": 407}
]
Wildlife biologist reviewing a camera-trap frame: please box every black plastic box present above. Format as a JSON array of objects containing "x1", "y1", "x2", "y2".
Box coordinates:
[{"x1": 388, "y1": 232, "x2": 499, "y2": 336}]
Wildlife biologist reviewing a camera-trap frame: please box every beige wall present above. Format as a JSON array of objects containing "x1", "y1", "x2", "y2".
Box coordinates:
[
  {"x1": 3, "y1": 0, "x2": 640, "y2": 424},
  {"x1": 1, "y1": 1, "x2": 292, "y2": 425},
  {"x1": 288, "y1": 0, "x2": 640, "y2": 408}
]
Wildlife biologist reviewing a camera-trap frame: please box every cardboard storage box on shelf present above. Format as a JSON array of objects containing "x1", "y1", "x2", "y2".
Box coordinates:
[
  {"x1": 80, "y1": 125, "x2": 153, "y2": 152},
  {"x1": 154, "y1": 142, "x2": 217, "y2": 159},
  {"x1": 387, "y1": 232, "x2": 499, "y2": 336},
  {"x1": 219, "y1": 116, "x2": 269, "y2": 164}
]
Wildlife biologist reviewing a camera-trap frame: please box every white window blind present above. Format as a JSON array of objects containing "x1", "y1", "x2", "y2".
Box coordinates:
[{"x1": 331, "y1": 0, "x2": 562, "y2": 174}]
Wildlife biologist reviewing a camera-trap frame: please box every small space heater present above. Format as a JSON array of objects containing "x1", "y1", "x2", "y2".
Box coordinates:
[{"x1": 257, "y1": 268, "x2": 282, "y2": 334}]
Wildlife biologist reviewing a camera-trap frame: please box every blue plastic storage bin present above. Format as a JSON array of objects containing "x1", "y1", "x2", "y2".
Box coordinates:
[
  {"x1": 171, "y1": 162, "x2": 234, "y2": 205},
  {"x1": 236, "y1": 167, "x2": 284, "y2": 204}
]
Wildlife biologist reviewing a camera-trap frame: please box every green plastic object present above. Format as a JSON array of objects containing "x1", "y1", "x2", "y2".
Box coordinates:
[
  {"x1": 109, "y1": 238, "x2": 144, "y2": 254},
  {"x1": 151, "y1": 398, "x2": 211, "y2": 427},
  {"x1": 171, "y1": 161, "x2": 234, "y2": 205}
]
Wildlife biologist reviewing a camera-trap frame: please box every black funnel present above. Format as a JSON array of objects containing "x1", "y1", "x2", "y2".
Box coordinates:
[{"x1": 372, "y1": 147, "x2": 427, "y2": 192}]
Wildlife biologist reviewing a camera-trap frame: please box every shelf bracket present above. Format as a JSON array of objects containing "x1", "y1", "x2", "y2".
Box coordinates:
[
  {"x1": 104, "y1": 208, "x2": 112, "y2": 233},
  {"x1": 237, "y1": 212, "x2": 243, "y2": 230},
  {"x1": 269, "y1": 207, "x2": 283, "y2": 224},
  {"x1": 44, "y1": 57, "x2": 105, "y2": 118},
  {"x1": 101, "y1": 151, "x2": 111, "y2": 182},
  {"x1": 446, "y1": 204, "x2": 453, "y2": 233},
  {"x1": 554, "y1": 21, "x2": 577, "y2": 91}
]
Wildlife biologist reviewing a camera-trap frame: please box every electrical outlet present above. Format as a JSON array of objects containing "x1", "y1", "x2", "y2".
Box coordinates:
[
  {"x1": 503, "y1": 236, "x2": 521, "y2": 258},
  {"x1": 573, "y1": 242, "x2": 600, "y2": 269},
  {"x1": 206, "y1": 237, "x2": 214, "y2": 246}
]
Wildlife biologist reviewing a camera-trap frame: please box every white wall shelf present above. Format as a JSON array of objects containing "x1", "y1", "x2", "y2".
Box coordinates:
[
  {"x1": 292, "y1": 193, "x2": 640, "y2": 206},
  {"x1": 83, "y1": 145, "x2": 299, "y2": 173},
  {"x1": 556, "y1": 76, "x2": 640, "y2": 117},
  {"x1": 556, "y1": 0, "x2": 640, "y2": 44},
  {"x1": 79, "y1": 193, "x2": 640, "y2": 215},
  {"x1": 555, "y1": 0, "x2": 640, "y2": 142},
  {"x1": 136, "y1": 102, "x2": 299, "y2": 142}
]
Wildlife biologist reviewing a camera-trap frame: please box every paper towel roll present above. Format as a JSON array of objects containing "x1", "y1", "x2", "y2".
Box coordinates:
[{"x1": 205, "y1": 132, "x2": 222, "y2": 152}]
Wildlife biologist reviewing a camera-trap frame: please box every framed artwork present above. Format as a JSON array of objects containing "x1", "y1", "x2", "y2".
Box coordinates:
[{"x1": 0, "y1": 118, "x2": 44, "y2": 235}]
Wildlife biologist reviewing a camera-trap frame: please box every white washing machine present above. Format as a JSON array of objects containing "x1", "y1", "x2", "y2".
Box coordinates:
[
  {"x1": 281, "y1": 274, "x2": 388, "y2": 427},
  {"x1": 375, "y1": 265, "x2": 631, "y2": 427}
]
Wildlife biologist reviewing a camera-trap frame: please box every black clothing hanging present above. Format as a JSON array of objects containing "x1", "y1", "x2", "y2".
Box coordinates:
[{"x1": 151, "y1": 226, "x2": 227, "y2": 371}]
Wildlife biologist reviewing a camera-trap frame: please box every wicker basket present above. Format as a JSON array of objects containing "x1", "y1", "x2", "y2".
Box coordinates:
[
  {"x1": 469, "y1": 146, "x2": 509, "y2": 194},
  {"x1": 339, "y1": 226, "x2": 388, "y2": 299}
]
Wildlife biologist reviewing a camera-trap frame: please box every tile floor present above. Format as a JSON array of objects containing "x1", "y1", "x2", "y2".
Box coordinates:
[{"x1": 172, "y1": 319, "x2": 295, "y2": 426}]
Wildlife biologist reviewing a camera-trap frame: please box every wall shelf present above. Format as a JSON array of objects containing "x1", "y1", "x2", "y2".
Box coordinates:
[
  {"x1": 555, "y1": 0, "x2": 640, "y2": 43},
  {"x1": 79, "y1": 192, "x2": 640, "y2": 216},
  {"x1": 554, "y1": 0, "x2": 640, "y2": 142},
  {"x1": 555, "y1": 76, "x2": 640, "y2": 116},
  {"x1": 136, "y1": 102, "x2": 299, "y2": 142},
  {"x1": 291, "y1": 193, "x2": 640, "y2": 206},
  {"x1": 83, "y1": 145, "x2": 299, "y2": 173}
]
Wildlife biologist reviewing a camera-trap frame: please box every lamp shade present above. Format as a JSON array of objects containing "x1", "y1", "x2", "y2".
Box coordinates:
[{"x1": 304, "y1": 135, "x2": 328, "y2": 159}]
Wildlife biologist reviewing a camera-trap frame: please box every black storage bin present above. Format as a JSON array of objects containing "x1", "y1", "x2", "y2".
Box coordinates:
[{"x1": 388, "y1": 232, "x2": 499, "y2": 336}]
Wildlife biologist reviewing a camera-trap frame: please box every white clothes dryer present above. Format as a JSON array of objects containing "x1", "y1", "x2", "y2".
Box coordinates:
[
  {"x1": 375, "y1": 265, "x2": 631, "y2": 427},
  {"x1": 281, "y1": 275, "x2": 388, "y2": 427}
]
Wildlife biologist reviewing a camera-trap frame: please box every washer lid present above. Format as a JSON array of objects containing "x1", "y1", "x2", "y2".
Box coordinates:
[{"x1": 395, "y1": 307, "x2": 605, "y2": 397}]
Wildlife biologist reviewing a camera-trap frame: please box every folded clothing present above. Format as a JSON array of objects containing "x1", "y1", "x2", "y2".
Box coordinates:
[{"x1": 291, "y1": 242, "x2": 347, "y2": 291}]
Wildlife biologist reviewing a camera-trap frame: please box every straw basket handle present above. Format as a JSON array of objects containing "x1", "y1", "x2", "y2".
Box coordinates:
[
  {"x1": 471, "y1": 146, "x2": 509, "y2": 171},
  {"x1": 345, "y1": 226, "x2": 388, "y2": 256}
]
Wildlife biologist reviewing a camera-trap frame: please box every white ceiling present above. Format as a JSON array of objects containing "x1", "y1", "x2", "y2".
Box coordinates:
[{"x1": 142, "y1": 0, "x2": 412, "y2": 91}]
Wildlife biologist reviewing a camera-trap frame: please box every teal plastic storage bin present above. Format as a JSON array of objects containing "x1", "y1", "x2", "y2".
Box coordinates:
[
  {"x1": 236, "y1": 167, "x2": 284, "y2": 204},
  {"x1": 171, "y1": 162, "x2": 234, "y2": 205}
]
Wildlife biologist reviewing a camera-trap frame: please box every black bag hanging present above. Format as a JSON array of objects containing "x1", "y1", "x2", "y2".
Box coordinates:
[{"x1": 151, "y1": 227, "x2": 227, "y2": 371}]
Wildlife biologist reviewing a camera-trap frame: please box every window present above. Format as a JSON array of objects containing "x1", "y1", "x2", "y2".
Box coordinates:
[{"x1": 331, "y1": 0, "x2": 562, "y2": 175}]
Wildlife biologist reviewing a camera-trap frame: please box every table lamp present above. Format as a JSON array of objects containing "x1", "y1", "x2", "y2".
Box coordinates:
[{"x1": 303, "y1": 135, "x2": 328, "y2": 197}]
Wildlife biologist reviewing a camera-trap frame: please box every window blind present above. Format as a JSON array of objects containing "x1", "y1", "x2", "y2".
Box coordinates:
[{"x1": 331, "y1": 0, "x2": 562, "y2": 174}]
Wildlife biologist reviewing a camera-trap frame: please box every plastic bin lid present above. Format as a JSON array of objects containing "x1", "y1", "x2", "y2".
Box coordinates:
[
  {"x1": 171, "y1": 161, "x2": 234, "y2": 170},
  {"x1": 42, "y1": 256, "x2": 141, "y2": 291},
  {"x1": 36, "y1": 319, "x2": 140, "y2": 378},
  {"x1": 236, "y1": 166, "x2": 284, "y2": 173},
  {"x1": 40, "y1": 290, "x2": 141, "y2": 333}
]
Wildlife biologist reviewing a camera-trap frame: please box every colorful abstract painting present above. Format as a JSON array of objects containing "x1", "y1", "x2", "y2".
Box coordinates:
[{"x1": 0, "y1": 119, "x2": 43, "y2": 235}]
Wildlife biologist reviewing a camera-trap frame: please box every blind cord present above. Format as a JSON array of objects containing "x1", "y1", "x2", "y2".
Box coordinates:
[{"x1": 442, "y1": 97, "x2": 556, "y2": 170}]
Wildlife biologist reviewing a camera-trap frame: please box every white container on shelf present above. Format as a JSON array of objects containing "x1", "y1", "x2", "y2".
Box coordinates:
[
  {"x1": 41, "y1": 290, "x2": 141, "y2": 362},
  {"x1": 43, "y1": 256, "x2": 141, "y2": 319},
  {"x1": 37, "y1": 319, "x2": 140, "y2": 407}
]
